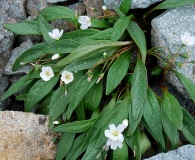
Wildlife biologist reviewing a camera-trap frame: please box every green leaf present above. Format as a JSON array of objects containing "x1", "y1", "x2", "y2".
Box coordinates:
[
  {"x1": 119, "y1": 0, "x2": 132, "y2": 14},
  {"x1": 127, "y1": 20, "x2": 147, "y2": 63},
  {"x1": 106, "y1": 50, "x2": 131, "y2": 95},
  {"x1": 148, "y1": 0, "x2": 195, "y2": 16},
  {"x1": 56, "y1": 133, "x2": 75, "y2": 160},
  {"x1": 49, "y1": 86, "x2": 68, "y2": 122},
  {"x1": 138, "y1": 131, "x2": 151, "y2": 155},
  {"x1": 181, "y1": 108, "x2": 195, "y2": 144},
  {"x1": 112, "y1": 142, "x2": 128, "y2": 160},
  {"x1": 0, "y1": 70, "x2": 39, "y2": 101},
  {"x1": 57, "y1": 40, "x2": 131, "y2": 67},
  {"x1": 66, "y1": 132, "x2": 88, "y2": 160},
  {"x1": 24, "y1": 75, "x2": 59, "y2": 112},
  {"x1": 63, "y1": 47, "x2": 118, "y2": 72},
  {"x1": 12, "y1": 43, "x2": 48, "y2": 71},
  {"x1": 81, "y1": 95, "x2": 117, "y2": 150},
  {"x1": 162, "y1": 89, "x2": 183, "y2": 130},
  {"x1": 53, "y1": 118, "x2": 96, "y2": 133},
  {"x1": 173, "y1": 70, "x2": 195, "y2": 103},
  {"x1": 91, "y1": 19, "x2": 110, "y2": 29},
  {"x1": 39, "y1": 6, "x2": 76, "y2": 21},
  {"x1": 61, "y1": 29, "x2": 100, "y2": 43},
  {"x1": 67, "y1": 71, "x2": 100, "y2": 118},
  {"x1": 43, "y1": 39, "x2": 79, "y2": 54},
  {"x1": 111, "y1": 16, "x2": 131, "y2": 41},
  {"x1": 129, "y1": 96, "x2": 143, "y2": 135},
  {"x1": 90, "y1": 28, "x2": 113, "y2": 40},
  {"x1": 131, "y1": 59, "x2": 148, "y2": 120},
  {"x1": 162, "y1": 110, "x2": 179, "y2": 148},
  {"x1": 143, "y1": 88, "x2": 165, "y2": 148},
  {"x1": 126, "y1": 128, "x2": 141, "y2": 160},
  {"x1": 3, "y1": 21, "x2": 41, "y2": 35},
  {"x1": 83, "y1": 81, "x2": 103, "y2": 111},
  {"x1": 38, "y1": 14, "x2": 55, "y2": 43}
]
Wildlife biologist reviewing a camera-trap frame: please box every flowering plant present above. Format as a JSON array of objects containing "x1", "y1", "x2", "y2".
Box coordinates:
[{"x1": 1, "y1": 0, "x2": 195, "y2": 159}]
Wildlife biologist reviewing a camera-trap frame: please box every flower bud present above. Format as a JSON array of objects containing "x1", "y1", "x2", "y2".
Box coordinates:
[
  {"x1": 191, "y1": 60, "x2": 195, "y2": 64},
  {"x1": 51, "y1": 54, "x2": 60, "y2": 60},
  {"x1": 122, "y1": 119, "x2": 128, "y2": 128},
  {"x1": 180, "y1": 53, "x2": 189, "y2": 59},
  {"x1": 175, "y1": 62, "x2": 183, "y2": 68},
  {"x1": 53, "y1": 121, "x2": 60, "y2": 124},
  {"x1": 102, "y1": 6, "x2": 107, "y2": 11}
]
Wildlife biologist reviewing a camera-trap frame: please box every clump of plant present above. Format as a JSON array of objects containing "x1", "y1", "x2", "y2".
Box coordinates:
[{"x1": 1, "y1": 0, "x2": 195, "y2": 159}]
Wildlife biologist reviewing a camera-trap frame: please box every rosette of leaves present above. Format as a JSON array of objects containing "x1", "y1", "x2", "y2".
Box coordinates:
[{"x1": 1, "y1": 0, "x2": 195, "y2": 159}]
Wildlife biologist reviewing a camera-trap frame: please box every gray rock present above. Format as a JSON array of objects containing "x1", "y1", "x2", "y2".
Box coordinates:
[
  {"x1": 26, "y1": 0, "x2": 51, "y2": 17},
  {"x1": 151, "y1": 4, "x2": 195, "y2": 99},
  {"x1": 144, "y1": 145, "x2": 195, "y2": 160},
  {"x1": 0, "y1": 76, "x2": 11, "y2": 111},
  {"x1": 46, "y1": 0, "x2": 67, "y2": 3},
  {"x1": 3, "y1": 40, "x2": 33, "y2": 75},
  {"x1": 83, "y1": 0, "x2": 103, "y2": 17},
  {"x1": 103, "y1": 0, "x2": 163, "y2": 9},
  {"x1": 0, "y1": 0, "x2": 26, "y2": 73},
  {"x1": 51, "y1": 2, "x2": 86, "y2": 32}
]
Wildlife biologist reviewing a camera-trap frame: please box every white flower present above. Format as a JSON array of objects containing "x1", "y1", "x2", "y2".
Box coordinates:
[
  {"x1": 61, "y1": 71, "x2": 74, "y2": 84},
  {"x1": 40, "y1": 66, "x2": 54, "y2": 81},
  {"x1": 51, "y1": 54, "x2": 60, "y2": 60},
  {"x1": 78, "y1": 15, "x2": 91, "y2": 30},
  {"x1": 181, "y1": 32, "x2": 195, "y2": 46},
  {"x1": 102, "y1": 6, "x2": 107, "y2": 11},
  {"x1": 102, "y1": 144, "x2": 109, "y2": 151},
  {"x1": 122, "y1": 119, "x2": 128, "y2": 129},
  {"x1": 106, "y1": 139, "x2": 123, "y2": 150},
  {"x1": 53, "y1": 121, "x2": 60, "y2": 124},
  {"x1": 104, "y1": 124, "x2": 124, "y2": 142},
  {"x1": 48, "y1": 28, "x2": 63, "y2": 40}
]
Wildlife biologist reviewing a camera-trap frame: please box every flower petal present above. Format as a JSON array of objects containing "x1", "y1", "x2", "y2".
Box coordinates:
[
  {"x1": 109, "y1": 124, "x2": 116, "y2": 131},
  {"x1": 117, "y1": 124, "x2": 125, "y2": 132},
  {"x1": 104, "y1": 130, "x2": 112, "y2": 138}
]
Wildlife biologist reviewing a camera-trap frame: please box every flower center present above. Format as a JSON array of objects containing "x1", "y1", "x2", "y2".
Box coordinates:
[
  {"x1": 65, "y1": 74, "x2": 71, "y2": 80},
  {"x1": 45, "y1": 71, "x2": 50, "y2": 77},
  {"x1": 112, "y1": 130, "x2": 119, "y2": 137}
]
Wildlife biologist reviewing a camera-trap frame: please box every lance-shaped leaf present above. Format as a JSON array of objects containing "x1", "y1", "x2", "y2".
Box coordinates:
[
  {"x1": 67, "y1": 71, "x2": 100, "y2": 118},
  {"x1": 56, "y1": 40, "x2": 132, "y2": 67},
  {"x1": 119, "y1": 0, "x2": 132, "y2": 14},
  {"x1": 56, "y1": 133, "x2": 75, "y2": 160},
  {"x1": 147, "y1": 0, "x2": 195, "y2": 16},
  {"x1": 181, "y1": 108, "x2": 195, "y2": 144},
  {"x1": 173, "y1": 70, "x2": 195, "y2": 103},
  {"x1": 106, "y1": 50, "x2": 131, "y2": 95},
  {"x1": 12, "y1": 43, "x2": 48, "y2": 71},
  {"x1": 162, "y1": 89, "x2": 183, "y2": 130},
  {"x1": 64, "y1": 47, "x2": 118, "y2": 72},
  {"x1": 91, "y1": 19, "x2": 110, "y2": 29},
  {"x1": 83, "y1": 81, "x2": 103, "y2": 111},
  {"x1": 61, "y1": 29, "x2": 100, "y2": 43},
  {"x1": 131, "y1": 59, "x2": 148, "y2": 120},
  {"x1": 127, "y1": 20, "x2": 147, "y2": 63},
  {"x1": 39, "y1": 6, "x2": 76, "y2": 21},
  {"x1": 162, "y1": 110, "x2": 179, "y2": 148},
  {"x1": 143, "y1": 88, "x2": 165, "y2": 149},
  {"x1": 43, "y1": 39, "x2": 79, "y2": 54},
  {"x1": 38, "y1": 14, "x2": 55, "y2": 43},
  {"x1": 66, "y1": 133, "x2": 87, "y2": 160},
  {"x1": 90, "y1": 28, "x2": 113, "y2": 40},
  {"x1": 0, "y1": 70, "x2": 39, "y2": 101},
  {"x1": 111, "y1": 15, "x2": 131, "y2": 41},
  {"x1": 3, "y1": 21, "x2": 41, "y2": 35},
  {"x1": 53, "y1": 118, "x2": 96, "y2": 133},
  {"x1": 24, "y1": 75, "x2": 59, "y2": 112}
]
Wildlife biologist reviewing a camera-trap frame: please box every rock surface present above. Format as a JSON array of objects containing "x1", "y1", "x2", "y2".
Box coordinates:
[
  {"x1": 103, "y1": 0, "x2": 163, "y2": 9},
  {"x1": 83, "y1": 0, "x2": 103, "y2": 17},
  {"x1": 0, "y1": 111, "x2": 56, "y2": 160},
  {"x1": 151, "y1": 4, "x2": 195, "y2": 99},
  {"x1": 144, "y1": 145, "x2": 195, "y2": 160},
  {"x1": 0, "y1": 77, "x2": 10, "y2": 111},
  {"x1": 46, "y1": 0, "x2": 67, "y2": 3},
  {"x1": 3, "y1": 40, "x2": 33, "y2": 75},
  {"x1": 0, "y1": 0, "x2": 26, "y2": 73}
]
